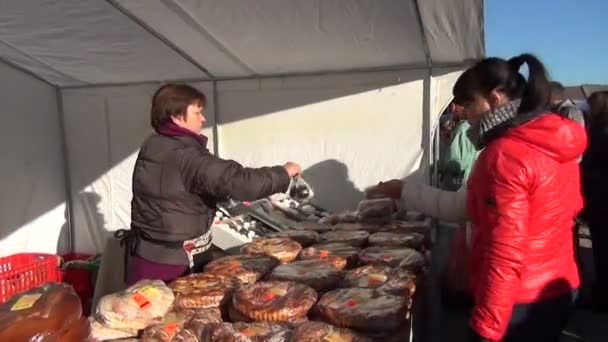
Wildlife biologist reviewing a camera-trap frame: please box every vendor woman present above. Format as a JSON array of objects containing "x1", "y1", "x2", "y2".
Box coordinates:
[{"x1": 119, "y1": 83, "x2": 301, "y2": 285}]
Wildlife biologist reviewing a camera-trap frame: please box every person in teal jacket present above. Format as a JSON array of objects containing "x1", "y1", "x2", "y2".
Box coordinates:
[{"x1": 440, "y1": 104, "x2": 479, "y2": 191}]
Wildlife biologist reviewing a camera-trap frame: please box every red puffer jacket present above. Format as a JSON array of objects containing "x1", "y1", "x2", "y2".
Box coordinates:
[{"x1": 466, "y1": 113, "x2": 586, "y2": 340}]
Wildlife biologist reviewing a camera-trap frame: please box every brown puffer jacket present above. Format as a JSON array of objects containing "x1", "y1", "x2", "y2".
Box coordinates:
[{"x1": 130, "y1": 133, "x2": 291, "y2": 265}]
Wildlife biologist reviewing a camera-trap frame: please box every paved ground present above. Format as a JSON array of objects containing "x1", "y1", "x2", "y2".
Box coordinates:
[{"x1": 421, "y1": 224, "x2": 607, "y2": 342}]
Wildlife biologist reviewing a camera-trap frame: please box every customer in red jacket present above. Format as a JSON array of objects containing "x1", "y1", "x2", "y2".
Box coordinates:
[{"x1": 455, "y1": 54, "x2": 585, "y2": 341}]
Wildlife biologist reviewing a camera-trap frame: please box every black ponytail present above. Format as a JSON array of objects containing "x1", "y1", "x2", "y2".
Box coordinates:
[
  {"x1": 508, "y1": 54, "x2": 551, "y2": 114},
  {"x1": 453, "y1": 53, "x2": 551, "y2": 114}
]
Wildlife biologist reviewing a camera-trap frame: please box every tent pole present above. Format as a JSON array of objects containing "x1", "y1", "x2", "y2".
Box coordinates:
[
  {"x1": 56, "y1": 89, "x2": 76, "y2": 253},
  {"x1": 105, "y1": 0, "x2": 215, "y2": 80},
  {"x1": 212, "y1": 80, "x2": 220, "y2": 157}
]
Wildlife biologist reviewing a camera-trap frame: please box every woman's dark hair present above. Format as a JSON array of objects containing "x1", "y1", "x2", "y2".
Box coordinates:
[
  {"x1": 150, "y1": 83, "x2": 206, "y2": 129},
  {"x1": 588, "y1": 91, "x2": 608, "y2": 129},
  {"x1": 453, "y1": 53, "x2": 551, "y2": 114}
]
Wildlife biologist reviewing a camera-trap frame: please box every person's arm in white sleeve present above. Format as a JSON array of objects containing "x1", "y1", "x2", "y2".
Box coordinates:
[{"x1": 400, "y1": 182, "x2": 468, "y2": 223}]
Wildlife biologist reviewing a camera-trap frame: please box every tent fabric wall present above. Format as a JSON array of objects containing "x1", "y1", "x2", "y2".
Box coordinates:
[
  {"x1": 0, "y1": 61, "x2": 67, "y2": 257},
  {"x1": 0, "y1": 0, "x2": 483, "y2": 254}
]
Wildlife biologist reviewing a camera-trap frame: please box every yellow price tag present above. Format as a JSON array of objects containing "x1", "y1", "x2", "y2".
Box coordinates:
[
  {"x1": 325, "y1": 331, "x2": 349, "y2": 342},
  {"x1": 138, "y1": 286, "x2": 160, "y2": 299},
  {"x1": 11, "y1": 293, "x2": 41, "y2": 311}
]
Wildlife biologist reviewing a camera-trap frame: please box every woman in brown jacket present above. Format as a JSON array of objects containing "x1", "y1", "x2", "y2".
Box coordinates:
[{"x1": 119, "y1": 83, "x2": 301, "y2": 285}]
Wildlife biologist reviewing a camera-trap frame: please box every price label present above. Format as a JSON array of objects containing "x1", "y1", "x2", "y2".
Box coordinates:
[
  {"x1": 132, "y1": 292, "x2": 151, "y2": 309},
  {"x1": 138, "y1": 286, "x2": 160, "y2": 299},
  {"x1": 163, "y1": 323, "x2": 179, "y2": 337},
  {"x1": 367, "y1": 273, "x2": 387, "y2": 286},
  {"x1": 319, "y1": 250, "x2": 330, "y2": 258},
  {"x1": 10, "y1": 294, "x2": 41, "y2": 311}
]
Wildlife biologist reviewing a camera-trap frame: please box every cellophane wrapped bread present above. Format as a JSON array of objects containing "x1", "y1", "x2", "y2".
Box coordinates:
[
  {"x1": 359, "y1": 247, "x2": 422, "y2": 268},
  {"x1": 356, "y1": 198, "x2": 395, "y2": 221},
  {"x1": 0, "y1": 282, "x2": 83, "y2": 341},
  {"x1": 171, "y1": 307, "x2": 223, "y2": 342},
  {"x1": 291, "y1": 321, "x2": 371, "y2": 342},
  {"x1": 367, "y1": 232, "x2": 425, "y2": 250},
  {"x1": 170, "y1": 273, "x2": 241, "y2": 309},
  {"x1": 212, "y1": 322, "x2": 292, "y2": 342},
  {"x1": 319, "y1": 230, "x2": 370, "y2": 247},
  {"x1": 89, "y1": 316, "x2": 138, "y2": 341},
  {"x1": 266, "y1": 230, "x2": 319, "y2": 247},
  {"x1": 315, "y1": 288, "x2": 408, "y2": 332},
  {"x1": 241, "y1": 238, "x2": 303, "y2": 264},
  {"x1": 269, "y1": 259, "x2": 344, "y2": 292},
  {"x1": 141, "y1": 308, "x2": 197, "y2": 341},
  {"x1": 299, "y1": 243, "x2": 360, "y2": 268},
  {"x1": 204, "y1": 255, "x2": 279, "y2": 285},
  {"x1": 232, "y1": 281, "x2": 317, "y2": 323},
  {"x1": 95, "y1": 279, "x2": 174, "y2": 331}
]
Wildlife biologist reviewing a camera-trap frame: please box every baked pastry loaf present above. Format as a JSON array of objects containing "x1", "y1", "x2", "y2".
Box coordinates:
[
  {"x1": 57, "y1": 316, "x2": 90, "y2": 342},
  {"x1": 397, "y1": 249, "x2": 428, "y2": 274},
  {"x1": 89, "y1": 317, "x2": 137, "y2": 341},
  {"x1": 269, "y1": 259, "x2": 343, "y2": 292},
  {"x1": 342, "y1": 265, "x2": 393, "y2": 289},
  {"x1": 315, "y1": 288, "x2": 408, "y2": 331},
  {"x1": 0, "y1": 282, "x2": 83, "y2": 341},
  {"x1": 291, "y1": 321, "x2": 370, "y2": 342},
  {"x1": 141, "y1": 309, "x2": 197, "y2": 341},
  {"x1": 266, "y1": 230, "x2": 319, "y2": 247},
  {"x1": 377, "y1": 268, "x2": 417, "y2": 298},
  {"x1": 299, "y1": 243, "x2": 360, "y2": 268},
  {"x1": 359, "y1": 247, "x2": 421, "y2": 268},
  {"x1": 204, "y1": 255, "x2": 279, "y2": 284},
  {"x1": 368, "y1": 232, "x2": 425, "y2": 249},
  {"x1": 332, "y1": 223, "x2": 383, "y2": 233},
  {"x1": 96, "y1": 279, "x2": 174, "y2": 331},
  {"x1": 213, "y1": 322, "x2": 292, "y2": 342},
  {"x1": 319, "y1": 230, "x2": 370, "y2": 247},
  {"x1": 170, "y1": 273, "x2": 241, "y2": 309},
  {"x1": 171, "y1": 308, "x2": 223, "y2": 342},
  {"x1": 232, "y1": 281, "x2": 317, "y2": 323},
  {"x1": 241, "y1": 238, "x2": 303, "y2": 263}
]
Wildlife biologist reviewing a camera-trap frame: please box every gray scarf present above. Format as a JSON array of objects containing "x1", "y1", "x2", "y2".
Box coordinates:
[{"x1": 468, "y1": 99, "x2": 542, "y2": 149}]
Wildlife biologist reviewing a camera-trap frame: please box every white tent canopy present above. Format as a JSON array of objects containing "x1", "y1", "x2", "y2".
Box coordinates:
[{"x1": 0, "y1": 0, "x2": 484, "y2": 256}]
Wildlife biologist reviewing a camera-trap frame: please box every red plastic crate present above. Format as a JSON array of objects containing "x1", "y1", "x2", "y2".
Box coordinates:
[{"x1": 0, "y1": 253, "x2": 62, "y2": 304}]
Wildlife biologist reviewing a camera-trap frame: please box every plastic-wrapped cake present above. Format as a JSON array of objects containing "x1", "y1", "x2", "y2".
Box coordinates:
[
  {"x1": 359, "y1": 247, "x2": 422, "y2": 268},
  {"x1": 204, "y1": 255, "x2": 279, "y2": 284},
  {"x1": 299, "y1": 243, "x2": 360, "y2": 268},
  {"x1": 319, "y1": 230, "x2": 370, "y2": 247},
  {"x1": 266, "y1": 230, "x2": 319, "y2": 247},
  {"x1": 315, "y1": 288, "x2": 408, "y2": 332},
  {"x1": 291, "y1": 321, "x2": 370, "y2": 342},
  {"x1": 170, "y1": 274, "x2": 241, "y2": 309},
  {"x1": 269, "y1": 259, "x2": 344, "y2": 292},
  {"x1": 367, "y1": 232, "x2": 425, "y2": 250},
  {"x1": 232, "y1": 281, "x2": 317, "y2": 323},
  {"x1": 241, "y1": 238, "x2": 303, "y2": 263}
]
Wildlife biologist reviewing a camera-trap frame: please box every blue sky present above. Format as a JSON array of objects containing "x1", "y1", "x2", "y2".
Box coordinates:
[{"x1": 485, "y1": 0, "x2": 608, "y2": 85}]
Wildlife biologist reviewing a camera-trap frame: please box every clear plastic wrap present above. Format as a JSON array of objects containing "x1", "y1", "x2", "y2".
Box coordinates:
[
  {"x1": 356, "y1": 198, "x2": 395, "y2": 220},
  {"x1": 359, "y1": 247, "x2": 422, "y2": 268},
  {"x1": 293, "y1": 222, "x2": 335, "y2": 233},
  {"x1": 397, "y1": 250, "x2": 428, "y2": 275},
  {"x1": 315, "y1": 288, "x2": 408, "y2": 332},
  {"x1": 204, "y1": 255, "x2": 279, "y2": 285},
  {"x1": 269, "y1": 259, "x2": 344, "y2": 292},
  {"x1": 298, "y1": 243, "x2": 360, "y2": 268},
  {"x1": 232, "y1": 281, "x2": 317, "y2": 323},
  {"x1": 89, "y1": 317, "x2": 138, "y2": 341},
  {"x1": 170, "y1": 273, "x2": 241, "y2": 309},
  {"x1": 367, "y1": 232, "x2": 425, "y2": 249},
  {"x1": 292, "y1": 321, "x2": 371, "y2": 342},
  {"x1": 342, "y1": 265, "x2": 393, "y2": 289},
  {"x1": 319, "y1": 230, "x2": 370, "y2": 247},
  {"x1": 319, "y1": 211, "x2": 359, "y2": 225},
  {"x1": 0, "y1": 282, "x2": 83, "y2": 341},
  {"x1": 213, "y1": 322, "x2": 292, "y2": 342},
  {"x1": 332, "y1": 223, "x2": 383, "y2": 233},
  {"x1": 266, "y1": 230, "x2": 319, "y2": 247},
  {"x1": 171, "y1": 308, "x2": 223, "y2": 342},
  {"x1": 95, "y1": 279, "x2": 174, "y2": 331},
  {"x1": 57, "y1": 316, "x2": 91, "y2": 342},
  {"x1": 376, "y1": 268, "x2": 417, "y2": 298},
  {"x1": 380, "y1": 220, "x2": 431, "y2": 235},
  {"x1": 141, "y1": 309, "x2": 196, "y2": 341},
  {"x1": 241, "y1": 238, "x2": 303, "y2": 264}
]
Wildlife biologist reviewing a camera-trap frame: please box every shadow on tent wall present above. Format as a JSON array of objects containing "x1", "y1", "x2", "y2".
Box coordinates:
[{"x1": 1, "y1": 65, "x2": 457, "y2": 253}]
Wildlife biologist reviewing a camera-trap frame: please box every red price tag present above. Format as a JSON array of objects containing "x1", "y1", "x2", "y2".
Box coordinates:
[
  {"x1": 346, "y1": 299, "x2": 358, "y2": 307},
  {"x1": 132, "y1": 292, "x2": 151, "y2": 309},
  {"x1": 263, "y1": 293, "x2": 277, "y2": 300},
  {"x1": 241, "y1": 328, "x2": 256, "y2": 337},
  {"x1": 319, "y1": 250, "x2": 329, "y2": 258},
  {"x1": 163, "y1": 323, "x2": 179, "y2": 337}
]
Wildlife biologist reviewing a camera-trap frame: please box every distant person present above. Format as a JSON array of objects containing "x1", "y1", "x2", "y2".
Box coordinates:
[
  {"x1": 581, "y1": 91, "x2": 608, "y2": 313},
  {"x1": 440, "y1": 102, "x2": 479, "y2": 191},
  {"x1": 550, "y1": 81, "x2": 585, "y2": 127}
]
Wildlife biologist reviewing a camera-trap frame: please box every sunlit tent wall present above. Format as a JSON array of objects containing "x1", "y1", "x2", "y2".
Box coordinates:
[{"x1": 0, "y1": 0, "x2": 484, "y2": 256}]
